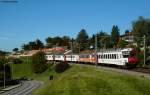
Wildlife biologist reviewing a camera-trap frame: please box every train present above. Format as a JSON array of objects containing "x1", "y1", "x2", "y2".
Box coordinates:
[{"x1": 46, "y1": 48, "x2": 138, "y2": 67}]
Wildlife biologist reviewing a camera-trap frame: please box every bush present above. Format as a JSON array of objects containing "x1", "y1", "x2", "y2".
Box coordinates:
[
  {"x1": 0, "y1": 64, "x2": 11, "y2": 81},
  {"x1": 31, "y1": 51, "x2": 47, "y2": 73},
  {"x1": 0, "y1": 79, "x2": 20, "y2": 86},
  {"x1": 12, "y1": 58, "x2": 23, "y2": 64},
  {"x1": 55, "y1": 62, "x2": 70, "y2": 73}
]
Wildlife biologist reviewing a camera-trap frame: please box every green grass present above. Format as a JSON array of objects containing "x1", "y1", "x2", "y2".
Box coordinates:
[
  {"x1": 33, "y1": 65, "x2": 150, "y2": 95},
  {"x1": 12, "y1": 58, "x2": 150, "y2": 95}
]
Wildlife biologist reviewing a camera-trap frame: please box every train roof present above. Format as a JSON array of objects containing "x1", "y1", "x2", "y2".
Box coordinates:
[{"x1": 97, "y1": 48, "x2": 133, "y2": 53}]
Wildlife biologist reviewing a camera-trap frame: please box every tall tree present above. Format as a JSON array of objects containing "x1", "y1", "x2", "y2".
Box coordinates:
[
  {"x1": 35, "y1": 39, "x2": 44, "y2": 49},
  {"x1": 61, "y1": 36, "x2": 70, "y2": 47},
  {"x1": 76, "y1": 29, "x2": 89, "y2": 51},
  {"x1": 132, "y1": 16, "x2": 150, "y2": 45},
  {"x1": 96, "y1": 31, "x2": 111, "y2": 49},
  {"x1": 22, "y1": 44, "x2": 30, "y2": 51},
  {"x1": 89, "y1": 34, "x2": 95, "y2": 49},
  {"x1": 111, "y1": 25, "x2": 120, "y2": 47}
]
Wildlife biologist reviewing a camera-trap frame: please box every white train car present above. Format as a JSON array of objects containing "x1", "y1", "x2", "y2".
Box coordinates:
[
  {"x1": 46, "y1": 48, "x2": 137, "y2": 67},
  {"x1": 65, "y1": 54, "x2": 79, "y2": 62},
  {"x1": 54, "y1": 55, "x2": 64, "y2": 61},
  {"x1": 97, "y1": 48, "x2": 136, "y2": 66},
  {"x1": 46, "y1": 55, "x2": 53, "y2": 61}
]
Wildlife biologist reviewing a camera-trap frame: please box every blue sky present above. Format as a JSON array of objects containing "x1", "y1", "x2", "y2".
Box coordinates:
[{"x1": 0, "y1": 0, "x2": 150, "y2": 51}]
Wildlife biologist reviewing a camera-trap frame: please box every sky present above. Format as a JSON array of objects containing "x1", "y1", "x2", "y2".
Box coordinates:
[{"x1": 0, "y1": 0, "x2": 150, "y2": 51}]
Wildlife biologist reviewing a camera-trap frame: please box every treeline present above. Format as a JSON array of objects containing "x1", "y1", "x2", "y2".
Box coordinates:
[{"x1": 19, "y1": 16, "x2": 150, "y2": 52}]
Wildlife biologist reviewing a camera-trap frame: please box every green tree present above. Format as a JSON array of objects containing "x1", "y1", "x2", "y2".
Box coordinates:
[
  {"x1": 13, "y1": 48, "x2": 19, "y2": 53},
  {"x1": 35, "y1": 39, "x2": 44, "y2": 49},
  {"x1": 89, "y1": 34, "x2": 95, "y2": 50},
  {"x1": 76, "y1": 29, "x2": 89, "y2": 51},
  {"x1": 0, "y1": 52, "x2": 11, "y2": 82},
  {"x1": 31, "y1": 51, "x2": 47, "y2": 73},
  {"x1": 22, "y1": 44, "x2": 30, "y2": 50},
  {"x1": 111, "y1": 25, "x2": 120, "y2": 47},
  {"x1": 61, "y1": 36, "x2": 70, "y2": 48},
  {"x1": 117, "y1": 39, "x2": 128, "y2": 48},
  {"x1": 94, "y1": 31, "x2": 112, "y2": 49},
  {"x1": 22, "y1": 39, "x2": 44, "y2": 50},
  {"x1": 132, "y1": 16, "x2": 150, "y2": 45}
]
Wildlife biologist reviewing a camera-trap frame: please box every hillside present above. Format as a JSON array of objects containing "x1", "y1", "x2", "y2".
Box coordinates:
[{"x1": 12, "y1": 62, "x2": 150, "y2": 95}]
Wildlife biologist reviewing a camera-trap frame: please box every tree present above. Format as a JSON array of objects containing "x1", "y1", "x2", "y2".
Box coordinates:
[
  {"x1": 132, "y1": 16, "x2": 150, "y2": 45},
  {"x1": 13, "y1": 48, "x2": 18, "y2": 52},
  {"x1": 0, "y1": 50, "x2": 6, "y2": 56},
  {"x1": 61, "y1": 36, "x2": 70, "y2": 47},
  {"x1": 96, "y1": 31, "x2": 111, "y2": 49},
  {"x1": 45, "y1": 37, "x2": 53, "y2": 48},
  {"x1": 22, "y1": 44, "x2": 30, "y2": 51},
  {"x1": 76, "y1": 29, "x2": 89, "y2": 51},
  {"x1": 31, "y1": 51, "x2": 47, "y2": 73},
  {"x1": 35, "y1": 39, "x2": 44, "y2": 49},
  {"x1": 117, "y1": 39, "x2": 128, "y2": 48},
  {"x1": 0, "y1": 52, "x2": 11, "y2": 82},
  {"x1": 89, "y1": 34, "x2": 95, "y2": 49},
  {"x1": 111, "y1": 25, "x2": 120, "y2": 47},
  {"x1": 22, "y1": 39, "x2": 44, "y2": 50}
]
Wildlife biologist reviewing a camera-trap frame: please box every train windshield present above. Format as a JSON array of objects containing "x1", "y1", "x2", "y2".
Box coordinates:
[
  {"x1": 122, "y1": 51, "x2": 130, "y2": 58},
  {"x1": 122, "y1": 51, "x2": 135, "y2": 58}
]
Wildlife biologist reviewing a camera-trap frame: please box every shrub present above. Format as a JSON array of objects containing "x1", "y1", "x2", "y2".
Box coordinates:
[
  {"x1": 0, "y1": 79, "x2": 19, "y2": 86},
  {"x1": 12, "y1": 58, "x2": 23, "y2": 64},
  {"x1": 55, "y1": 62, "x2": 70, "y2": 73},
  {"x1": 31, "y1": 51, "x2": 47, "y2": 73},
  {"x1": 0, "y1": 64, "x2": 11, "y2": 81}
]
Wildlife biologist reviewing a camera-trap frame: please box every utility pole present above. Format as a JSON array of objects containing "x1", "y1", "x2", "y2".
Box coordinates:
[
  {"x1": 3, "y1": 63, "x2": 5, "y2": 88},
  {"x1": 143, "y1": 35, "x2": 146, "y2": 67},
  {"x1": 95, "y1": 34, "x2": 98, "y2": 66},
  {"x1": 70, "y1": 39, "x2": 73, "y2": 63}
]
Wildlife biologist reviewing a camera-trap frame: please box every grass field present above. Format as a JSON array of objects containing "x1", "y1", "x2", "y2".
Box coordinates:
[{"x1": 12, "y1": 59, "x2": 150, "y2": 95}]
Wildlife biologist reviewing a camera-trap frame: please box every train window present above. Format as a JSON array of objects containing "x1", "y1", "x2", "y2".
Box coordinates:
[
  {"x1": 123, "y1": 55, "x2": 129, "y2": 58},
  {"x1": 98, "y1": 55, "x2": 100, "y2": 58},
  {"x1": 73, "y1": 56, "x2": 75, "y2": 58},
  {"x1": 112, "y1": 54, "x2": 113, "y2": 59},
  {"x1": 112, "y1": 54, "x2": 114, "y2": 59},
  {"x1": 114, "y1": 54, "x2": 116, "y2": 59}
]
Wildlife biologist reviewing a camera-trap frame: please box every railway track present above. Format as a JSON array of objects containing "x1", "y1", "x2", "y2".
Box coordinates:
[
  {"x1": 130, "y1": 67, "x2": 150, "y2": 74},
  {"x1": 73, "y1": 63, "x2": 150, "y2": 79}
]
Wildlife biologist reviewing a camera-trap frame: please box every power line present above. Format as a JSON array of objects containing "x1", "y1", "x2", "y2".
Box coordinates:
[{"x1": 0, "y1": 0, "x2": 18, "y2": 3}]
